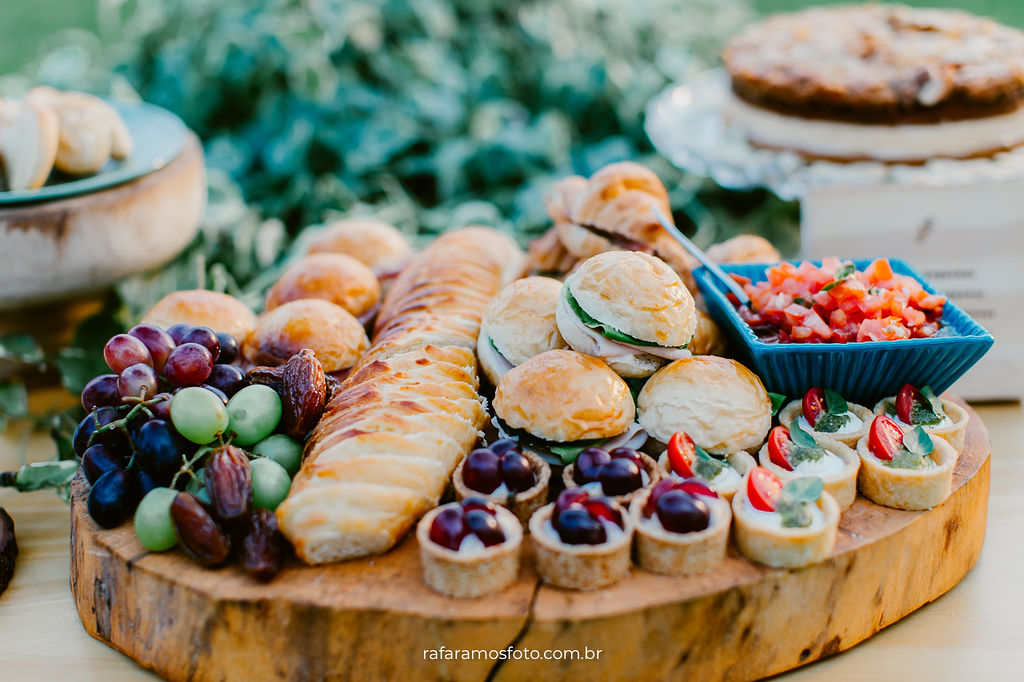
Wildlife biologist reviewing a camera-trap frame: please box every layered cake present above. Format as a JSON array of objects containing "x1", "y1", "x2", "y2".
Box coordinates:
[{"x1": 721, "y1": 4, "x2": 1024, "y2": 162}]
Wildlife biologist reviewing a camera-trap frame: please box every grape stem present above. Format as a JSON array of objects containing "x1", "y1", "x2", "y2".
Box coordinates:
[
  {"x1": 88, "y1": 396, "x2": 170, "y2": 471},
  {"x1": 170, "y1": 445, "x2": 215, "y2": 490}
]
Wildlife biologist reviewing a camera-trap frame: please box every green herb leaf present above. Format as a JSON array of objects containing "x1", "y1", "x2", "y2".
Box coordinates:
[
  {"x1": 782, "y1": 476, "x2": 824, "y2": 503},
  {"x1": 821, "y1": 263, "x2": 856, "y2": 292},
  {"x1": 885, "y1": 449, "x2": 931, "y2": 470},
  {"x1": 909, "y1": 397, "x2": 943, "y2": 426},
  {"x1": 692, "y1": 444, "x2": 728, "y2": 480},
  {"x1": 824, "y1": 389, "x2": 848, "y2": 416},
  {"x1": 778, "y1": 498, "x2": 813, "y2": 528},
  {"x1": 566, "y1": 290, "x2": 674, "y2": 348},
  {"x1": 920, "y1": 386, "x2": 945, "y2": 418},
  {"x1": 550, "y1": 441, "x2": 603, "y2": 465},
  {"x1": 788, "y1": 421, "x2": 819, "y2": 449},
  {"x1": 768, "y1": 392, "x2": 786, "y2": 416},
  {"x1": 9, "y1": 461, "x2": 79, "y2": 492},
  {"x1": 903, "y1": 426, "x2": 935, "y2": 458},
  {"x1": 814, "y1": 413, "x2": 849, "y2": 433}
]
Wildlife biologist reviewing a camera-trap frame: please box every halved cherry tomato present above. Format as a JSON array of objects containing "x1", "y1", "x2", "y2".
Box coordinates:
[
  {"x1": 802, "y1": 387, "x2": 826, "y2": 427},
  {"x1": 868, "y1": 415, "x2": 904, "y2": 461},
  {"x1": 894, "y1": 383, "x2": 921, "y2": 424},
  {"x1": 767, "y1": 426, "x2": 795, "y2": 471},
  {"x1": 747, "y1": 467, "x2": 783, "y2": 512},
  {"x1": 666, "y1": 431, "x2": 696, "y2": 478}
]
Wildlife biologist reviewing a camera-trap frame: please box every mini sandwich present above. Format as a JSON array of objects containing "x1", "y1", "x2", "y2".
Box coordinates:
[
  {"x1": 477, "y1": 276, "x2": 568, "y2": 386},
  {"x1": 492, "y1": 350, "x2": 646, "y2": 465},
  {"x1": 555, "y1": 251, "x2": 697, "y2": 378}
]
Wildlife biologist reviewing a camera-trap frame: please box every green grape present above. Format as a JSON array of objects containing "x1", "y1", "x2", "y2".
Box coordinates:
[
  {"x1": 252, "y1": 434, "x2": 302, "y2": 476},
  {"x1": 250, "y1": 457, "x2": 291, "y2": 511},
  {"x1": 171, "y1": 386, "x2": 229, "y2": 444},
  {"x1": 133, "y1": 487, "x2": 179, "y2": 551},
  {"x1": 226, "y1": 385, "x2": 282, "y2": 446}
]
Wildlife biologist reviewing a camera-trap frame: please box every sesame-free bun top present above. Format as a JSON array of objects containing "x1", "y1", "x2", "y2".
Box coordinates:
[
  {"x1": 482, "y1": 277, "x2": 567, "y2": 366},
  {"x1": 244, "y1": 299, "x2": 369, "y2": 372},
  {"x1": 566, "y1": 251, "x2": 697, "y2": 347},
  {"x1": 493, "y1": 350, "x2": 634, "y2": 442},
  {"x1": 637, "y1": 356, "x2": 771, "y2": 453},
  {"x1": 142, "y1": 290, "x2": 257, "y2": 342},
  {"x1": 265, "y1": 253, "x2": 381, "y2": 318},
  {"x1": 306, "y1": 218, "x2": 412, "y2": 274}
]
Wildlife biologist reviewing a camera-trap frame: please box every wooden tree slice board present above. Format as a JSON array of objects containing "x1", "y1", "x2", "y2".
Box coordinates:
[{"x1": 70, "y1": 401, "x2": 990, "y2": 682}]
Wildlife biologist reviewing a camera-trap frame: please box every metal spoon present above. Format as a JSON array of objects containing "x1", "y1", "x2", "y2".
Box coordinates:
[{"x1": 650, "y1": 203, "x2": 751, "y2": 306}]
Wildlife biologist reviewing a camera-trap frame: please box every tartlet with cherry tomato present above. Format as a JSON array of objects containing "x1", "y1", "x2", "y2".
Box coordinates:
[
  {"x1": 731, "y1": 467, "x2": 840, "y2": 568},
  {"x1": 873, "y1": 384, "x2": 969, "y2": 455},
  {"x1": 453, "y1": 439, "x2": 551, "y2": 526},
  {"x1": 529, "y1": 488, "x2": 634, "y2": 590},
  {"x1": 416, "y1": 497, "x2": 524, "y2": 598},
  {"x1": 855, "y1": 415, "x2": 958, "y2": 511},
  {"x1": 757, "y1": 422, "x2": 860, "y2": 510},
  {"x1": 629, "y1": 478, "x2": 732, "y2": 576},
  {"x1": 657, "y1": 431, "x2": 756, "y2": 501},
  {"x1": 778, "y1": 387, "x2": 873, "y2": 449}
]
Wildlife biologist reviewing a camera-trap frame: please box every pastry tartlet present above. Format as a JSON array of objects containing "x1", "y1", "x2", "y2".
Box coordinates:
[
  {"x1": 630, "y1": 479, "x2": 731, "y2": 576},
  {"x1": 453, "y1": 439, "x2": 551, "y2": 526},
  {"x1": 873, "y1": 384, "x2": 968, "y2": 454},
  {"x1": 562, "y1": 447, "x2": 659, "y2": 506},
  {"x1": 722, "y1": 5, "x2": 1024, "y2": 162},
  {"x1": 657, "y1": 431, "x2": 756, "y2": 501},
  {"x1": 732, "y1": 467, "x2": 840, "y2": 568},
  {"x1": 416, "y1": 497, "x2": 523, "y2": 598},
  {"x1": 758, "y1": 424, "x2": 860, "y2": 510},
  {"x1": 856, "y1": 415, "x2": 958, "y2": 511},
  {"x1": 530, "y1": 488, "x2": 634, "y2": 590},
  {"x1": 778, "y1": 387, "x2": 872, "y2": 449}
]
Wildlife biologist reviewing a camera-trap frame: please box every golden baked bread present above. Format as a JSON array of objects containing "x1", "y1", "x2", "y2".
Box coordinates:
[
  {"x1": 493, "y1": 349, "x2": 634, "y2": 443},
  {"x1": 278, "y1": 227, "x2": 519, "y2": 564},
  {"x1": 142, "y1": 290, "x2": 257, "y2": 342},
  {"x1": 244, "y1": 299, "x2": 369, "y2": 372},
  {"x1": 478, "y1": 276, "x2": 567, "y2": 385},
  {"x1": 690, "y1": 309, "x2": 726, "y2": 356},
  {"x1": 0, "y1": 97, "x2": 59, "y2": 191},
  {"x1": 637, "y1": 356, "x2": 772, "y2": 453},
  {"x1": 305, "y1": 218, "x2": 412, "y2": 278},
  {"x1": 27, "y1": 87, "x2": 133, "y2": 175},
  {"x1": 264, "y1": 253, "x2": 381, "y2": 319},
  {"x1": 706, "y1": 235, "x2": 781, "y2": 264}
]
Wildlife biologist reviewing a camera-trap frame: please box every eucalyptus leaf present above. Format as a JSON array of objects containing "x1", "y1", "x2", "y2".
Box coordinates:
[
  {"x1": 0, "y1": 381, "x2": 28, "y2": 419},
  {"x1": 10, "y1": 461, "x2": 79, "y2": 492},
  {"x1": 0, "y1": 333, "x2": 45, "y2": 369}
]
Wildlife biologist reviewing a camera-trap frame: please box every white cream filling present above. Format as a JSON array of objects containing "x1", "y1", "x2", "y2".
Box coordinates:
[
  {"x1": 741, "y1": 498, "x2": 826, "y2": 531},
  {"x1": 798, "y1": 411, "x2": 864, "y2": 436},
  {"x1": 725, "y1": 91, "x2": 1024, "y2": 161},
  {"x1": 791, "y1": 450, "x2": 847, "y2": 477}
]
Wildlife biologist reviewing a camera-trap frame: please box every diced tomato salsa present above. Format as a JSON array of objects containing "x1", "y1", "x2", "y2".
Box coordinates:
[{"x1": 734, "y1": 258, "x2": 945, "y2": 344}]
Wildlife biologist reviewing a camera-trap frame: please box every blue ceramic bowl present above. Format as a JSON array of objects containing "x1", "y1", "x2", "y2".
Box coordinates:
[{"x1": 694, "y1": 259, "x2": 994, "y2": 405}]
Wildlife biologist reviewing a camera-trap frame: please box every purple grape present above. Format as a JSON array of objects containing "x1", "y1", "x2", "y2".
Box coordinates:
[
  {"x1": 462, "y1": 449, "x2": 501, "y2": 494},
  {"x1": 198, "y1": 384, "x2": 229, "y2": 404},
  {"x1": 104, "y1": 334, "x2": 153, "y2": 373},
  {"x1": 128, "y1": 324, "x2": 175, "y2": 372},
  {"x1": 215, "y1": 333, "x2": 239, "y2": 365},
  {"x1": 166, "y1": 323, "x2": 191, "y2": 345},
  {"x1": 499, "y1": 451, "x2": 536, "y2": 492},
  {"x1": 149, "y1": 393, "x2": 173, "y2": 421},
  {"x1": 87, "y1": 469, "x2": 136, "y2": 528},
  {"x1": 574, "y1": 447, "x2": 611, "y2": 484},
  {"x1": 656, "y1": 490, "x2": 710, "y2": 534},
  {"x1": 555, "y1": 508, "x2": 606, "y2": 545},
  {"x1": 81, "y1": 374, "x2": 120, "y2": 412},
  {"x1": 489, "y1": 439, "x2": 519, "y2": 455},
  {"x1": 596, "y1": 457, "x2": 643, "y2": 496},
  {"x1": 429, "y1": 507, "x2": 468, "y2": 551},
  {"x1": 206, "y1": 364, "x2": 244, "y2": 397},
  {"x1": 164, "y1": 343, "x2": 213, "y2": 386},
  {"x1": 81, "y1": 444, "x2": 124, "y2": 484},
  {"x1": 118, "y1": 363, "x2": 160, "y2": 400},
  {"x1": 180, "y1": 327, "x2": 220, "y2": 362},
  {"x1": 463, "y1": 509, "x2": 505, "y2": 547},
  {"x1": 73, "y1": 406, "x2": 127, "y2": 456}
]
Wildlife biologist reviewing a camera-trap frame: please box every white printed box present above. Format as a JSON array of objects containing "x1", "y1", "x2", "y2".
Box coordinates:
[{"x1": 801, "y1": 182, "x2": 1020, "y2": 402}]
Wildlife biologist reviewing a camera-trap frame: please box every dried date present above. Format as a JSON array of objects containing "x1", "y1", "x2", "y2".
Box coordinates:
[
  {"x1": 281, "y1": 349, "x2": 327, "y2": 439},
  {"x1": 170, "y1": 493, "x2": 231, "y2": 566},
  {"x1": 241, "y1": 508, "x2": 285, "y2": 582},
  {"x1": 244, "y1": 365, "x2": 284, "y2": 392},
  {"x1": 206, "y1": 444, "x2": 253, "y2": 525}
]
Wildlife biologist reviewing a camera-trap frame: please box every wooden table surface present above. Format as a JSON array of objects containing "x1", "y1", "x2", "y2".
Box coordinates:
[{"x1": 1, "y1": 392, "x2": 1020, "y2": 681}]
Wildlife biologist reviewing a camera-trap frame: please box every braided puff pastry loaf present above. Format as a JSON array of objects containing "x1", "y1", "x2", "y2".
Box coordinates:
[{"x1": 277, "y1": 227, "x2": 525, "y2": 563}]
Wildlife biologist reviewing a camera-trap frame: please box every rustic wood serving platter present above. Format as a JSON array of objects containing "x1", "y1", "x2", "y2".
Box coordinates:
[{"x1": 70, "y1": 400, "x2": 990, "y2": 682}]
